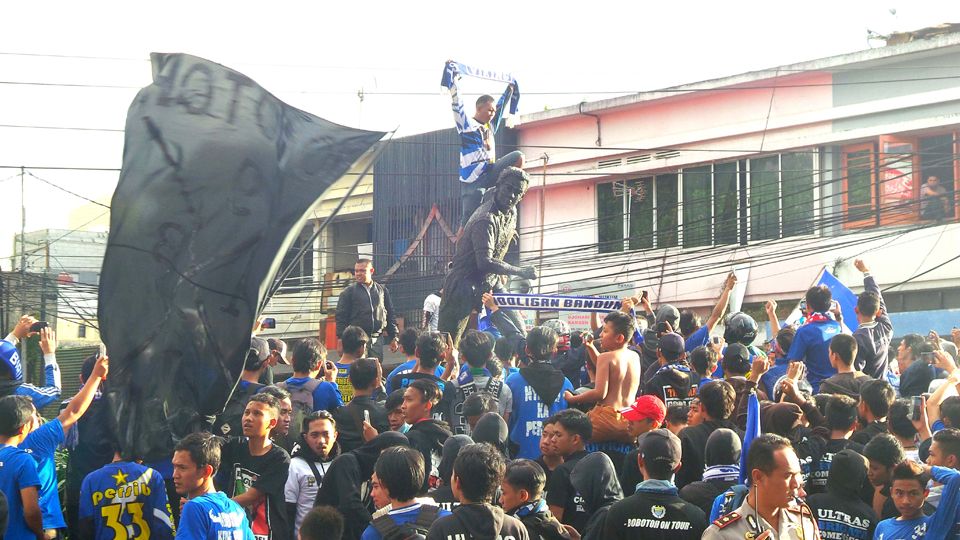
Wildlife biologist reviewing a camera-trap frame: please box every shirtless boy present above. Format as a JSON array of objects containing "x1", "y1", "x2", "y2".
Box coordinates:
[{"x1": 564, "y1": 311, "x2": 641, "y2": 442}]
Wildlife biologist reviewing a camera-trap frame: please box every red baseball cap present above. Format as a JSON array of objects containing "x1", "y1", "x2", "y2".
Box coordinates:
[{"x1": 619, "y1": 395, "x2": 667, "y2": 425}]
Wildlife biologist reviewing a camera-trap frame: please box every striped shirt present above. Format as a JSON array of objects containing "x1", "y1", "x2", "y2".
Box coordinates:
[{"x1": 448, "y1": 79, "x2": 510, "y2": 184}]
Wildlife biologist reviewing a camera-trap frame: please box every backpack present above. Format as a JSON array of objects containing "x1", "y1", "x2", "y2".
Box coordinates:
[
  {"x1": 278, "y1": 378, "x2": 322, "y2": 435},
  {"x1": 213, "y1": 382, "x2": 262, "y2": 437},
  {"x1": 709, "y1": 484, "x2": 750, "y2": 522},
  {"x1": 451, "y1": 377, "x2": 504, "y2": 435},
  {"x1": 371, "y1": 504, "x2": 441, "y2": 540}
]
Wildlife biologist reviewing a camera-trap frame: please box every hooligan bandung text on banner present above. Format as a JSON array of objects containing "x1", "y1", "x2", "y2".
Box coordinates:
[{"x1": 493, "y1": 293, "x2": 619, "y2": 313}]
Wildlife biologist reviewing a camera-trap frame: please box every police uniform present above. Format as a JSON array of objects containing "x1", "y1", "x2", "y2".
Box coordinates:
[{"x1": 702, "y1": 499, "x2": 819, "y2": 540}]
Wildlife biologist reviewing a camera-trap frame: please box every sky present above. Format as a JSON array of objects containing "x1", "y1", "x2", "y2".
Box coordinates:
[{"x1": 1, "y1": 0, "x2": 958, "y2": 263}]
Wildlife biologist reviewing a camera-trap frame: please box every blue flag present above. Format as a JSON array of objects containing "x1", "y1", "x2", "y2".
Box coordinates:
[
  {"x1": 739, "y1": 392, "x2": 761, "y2": 484},
  {"x1": 816, "y1": 269, "x2": 858, "y2": 332}
]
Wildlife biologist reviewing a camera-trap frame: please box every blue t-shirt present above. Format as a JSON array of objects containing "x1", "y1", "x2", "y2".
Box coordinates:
[
  {"x1": 360, "y1": 503, "x2": 452, "y2": 540},
  {"x1": 684, "y1": 326, "x2": 710, "y2": 353},
  {"x1": 79, "y1": 461, "x2": 174, "y2": 540},
  {"x1": 283, "y1": 377, "x2": 343, "y2": 412},
  {"x1": 759, "y1": 357, "x2": 791, "y2": 399},
  {"x1": 0, "y1": 444, "x2": 42, "y2": 540},
  {"x1": 785, "y1": 319, "x2": 842, "y2": 393},
  {"x1": 505, "y1": 368, "x2": 573, "y2": 459},
  {"x1": 177, "y1": 491, "x2": 254, "y2": 540},
  {"x1": 21, "y1": 419, "x2": 66, "y2": 529},
  {"x1": 385, "y1": 361, "x2": 445, "y2": 394},
  {"x1": 873, "y1": 516, "x2": 929, "y2": 539}
]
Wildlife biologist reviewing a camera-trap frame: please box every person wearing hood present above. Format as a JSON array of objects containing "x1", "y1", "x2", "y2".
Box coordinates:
[
  {"x1": 675, "y1": 380, "x2": 742, "y2": 489},
  {"x1": 403, "y1": 379, "x2": 453, "y2": 493},
  {"x1": 501, "y1": 459, "x2": 570, "y2": 540},
  {"x1": 314, "y1": 431, "x2": 409, "y2": 540},
  {"x1": 505, "y1": 326, "x2": 574, "y2": 459},
  {"x1": 640, "y1": 304, "x2": 681, "y2": 380},
  {"x1": 806, "y1": 449, "x2": 877, "y2": 540},
  {"x1": 805, "y1": 394, "x2": 866, "y2": 497},
  {"x1": 430, "y1": 434, "x2": 472, "y2": 510},
  {"x1": 570, "y1": 452, "x2": 623, "y2": 540},
  {"x1": 545, "y1": 409, "x2": 593, "y2": 533},
  {"x1": 642, "y1": 332, "x2": 696, "y2": 408},
  {"x1": 427, "y1": 443, "x2": 528, "y2": 540},
  {"x1": 679, "y1": 428, "x2": 741, "y2": 517},
  {"x1": 760, "y1": 400, "x2": 825, "y2": 485},
  {"x1": 286, "y1": 410, "x2": 341, "y2": 538},
  {"x1": 604, "y1": 429, "x2": 707, "y2": 540},
  {"x1": 473, "y1": 412, "x2": 510, "y2": 458}
]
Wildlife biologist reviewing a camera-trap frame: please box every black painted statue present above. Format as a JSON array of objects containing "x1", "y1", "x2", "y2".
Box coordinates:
[{"x1": 438, "y1": 166, "x2": 537, "y2": 344}]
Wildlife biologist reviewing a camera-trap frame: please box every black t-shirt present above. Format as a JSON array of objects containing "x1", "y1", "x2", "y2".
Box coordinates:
[
  {"x1": 619, "y1": 448, "x2": 644, "y2": 495},
  {"x1": 387, "y1": 371, "x2": 453, "y2": 423},
  {"x1": 220, "y1": 437, "x2": 291, "y2": 540},
  {"x1": 642, "y1": 364, "x2": 696, "y2": 408},
  {"x1": 546, "y1": 450, "x2": 589, "y2": 533},
  {"x1": 807, "y1": 491, "x2": 877, "y2": 540},
  {"x1": 603, "y1": 489, "x2": 707, "y2": 540},
  {"x1": 850, "y1": 420, "x2": 887, "y2": 446},
  {"x1": 805, "y1": 438, "x2": 865, "y2": 496}
]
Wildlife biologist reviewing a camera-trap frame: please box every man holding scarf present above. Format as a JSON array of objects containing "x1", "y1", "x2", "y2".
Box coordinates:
[{"x1": 442, "y1": 60, "x2": 524, "y2": 227}]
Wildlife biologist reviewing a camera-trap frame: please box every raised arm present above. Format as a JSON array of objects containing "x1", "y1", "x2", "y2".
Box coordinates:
[
  {"x1": 471, "y1": 224, "x2": 537, "y2": 279},
  {"x1": 705, "y1": 273, "x2": 737, "y2": 331},
  {"x1": 491, "y1": 82, "x2": 515, "y2": 133},
  {"x1": 765, "y1": 300, "x2": 781, "y2": 341},
  {"x1": 58, "y1": 355, "x2": 108, "y2": 431},
  {"x1": 483, "y1": 293, "x2": 524, "y2": 338},
  {"x1": 445, "y1": 62, "x2": 470, "y2": 133}
]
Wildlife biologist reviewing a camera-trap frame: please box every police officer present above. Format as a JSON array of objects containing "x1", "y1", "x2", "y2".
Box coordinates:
[{"x1": 703, "y1": 434, "x2": 818, "y2": 540}]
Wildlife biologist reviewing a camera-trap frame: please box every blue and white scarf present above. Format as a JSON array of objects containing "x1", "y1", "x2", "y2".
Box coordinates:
[
  {"x1": 702, "y1": 464, "x2": 740, "y2": 483},
  {"x1": 493, "y1": 293, "x2": 620, "y2": 313}
]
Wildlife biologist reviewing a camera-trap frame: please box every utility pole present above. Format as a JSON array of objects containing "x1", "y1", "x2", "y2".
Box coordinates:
[{"x1": 20, "y1": 166, "x2": 26, "y2": 278}]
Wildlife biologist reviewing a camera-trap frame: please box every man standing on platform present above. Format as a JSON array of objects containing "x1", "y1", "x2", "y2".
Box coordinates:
[
  {"x1": 336, "y1": 259, "x2": 399, "y2": 360},
  {"x1": 443, "y1": 60, "x2": 524, "y2": 227}
]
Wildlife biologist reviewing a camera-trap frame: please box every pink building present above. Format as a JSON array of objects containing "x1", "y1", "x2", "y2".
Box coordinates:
[{"x1": 514, "y1": 28, "x2": 960, "y2": 333}]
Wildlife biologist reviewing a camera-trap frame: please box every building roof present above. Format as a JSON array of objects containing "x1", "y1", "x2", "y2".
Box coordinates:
[{"x1": 519, "y1": 29, "x2": 960, "y2": 126}]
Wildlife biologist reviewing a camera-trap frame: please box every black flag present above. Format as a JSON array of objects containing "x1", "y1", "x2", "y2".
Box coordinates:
[{"x1": 98, "y1": 53, "x2": 384, "y2": 459}]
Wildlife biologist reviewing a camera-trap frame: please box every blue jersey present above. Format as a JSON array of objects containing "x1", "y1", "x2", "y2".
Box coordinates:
[
  {"x1": 15, "y1": 363, "x2": 62, "y2": 410},
  {"x1": 21, "y1": 419, "x2": 66, "y2": 529},
  {"x1": 759, "y1": 357, "x2": 791, "y2": 399},
  {"x1": 177, "y1": 491, "x2": 254, "y2": 540},
  {"x1": 873, "y1": 516, "x2": 929, "y2": 539},
  {"x1": 361, "y1": 503, "x2": 452, "y2": 540},
  {"x1": 684, "y1": 326, "x2": 710, "y2": 353},
  {"x1": 446, "y1": 76, "x2": 510, "y2": 184},
  {"x1": 505, "y1": 369, "x2": 573, "y2": 459},
  {"x1": 79, "y1": 462, "x2": 174, "y2": 540},
  {"x1": 0, "y1": 443, "x2": 42, "y2": 540},
  {"x1": 283, "y1": 377, "x2": 343, "y2": 413},
  {"x1": 785, "y1": 319, "x2": 842, "y2": 393},
  {"x1": 385, "y1": 361, "x2": 444, "y2": 394}
]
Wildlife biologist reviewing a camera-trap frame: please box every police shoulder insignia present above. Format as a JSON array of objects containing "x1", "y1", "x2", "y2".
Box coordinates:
[{"x1": 713, "y1": 511, "x2": 741, "y2": 529}]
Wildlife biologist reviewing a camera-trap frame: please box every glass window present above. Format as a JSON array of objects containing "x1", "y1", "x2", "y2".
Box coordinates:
[
  {"x1": 628, "y1": 178, "x2": 654, "y2": 250},
  {"x1": 749, "y1": 155, "x2": 780, "y2": 240},
  {"x1": 597, "y1": 182, "x2": 624, "y2": 253},
  {"x1": 844, "y1": 147, "x2": 874, "y2": 225},
  {"x1": 656, "y1": 174, "x2": 679, "y2": 248},
  {"x1": 682, "y1": 166, "x2": 712, "y2": 247},
  {"x1": 714, "y1": 162, "x2": 739, "y2": 244},
  {"x1": 781, "y1": 152, "x2": 815, "y2": 236}
]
